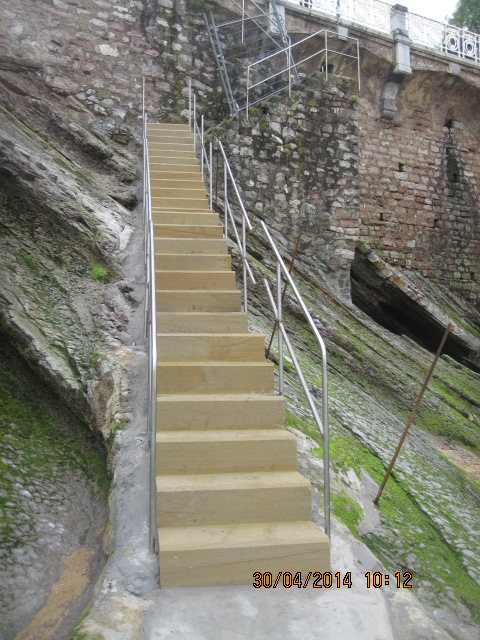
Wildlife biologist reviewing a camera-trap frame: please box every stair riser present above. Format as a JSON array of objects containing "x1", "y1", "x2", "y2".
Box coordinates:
[
  {"x1": 150, "y1": 180, "x2": 205, "y2": 191},
  {"x1": 147, "y1": 124, "x2": 190, "y2": 131},
  {"x1": 156, "y1": 312, "x2": 247, "y2": 334},
  {"x1": 151, "y1": 187, "x2": 206, "y2": 199},
  {"x1": 149, "y1": 171, "x2": 202, "y2": 181},
  {"x1": 149, "y1": 146, "x2": 197, "y2": 155},
  {"x1": 156, "y1": 437, "x2": 298, "y2": 475},
  {"x1": 152, "y1": 212, "x2": 220, "y2": 225},
  {"x1": 158, "y1": 543, "x2": 330, "y2": 588},
  {"x1": 154, "y1": 255, "x2": 231, "y2": 271},
  {"x1": 156, "y1": 272, "x2": 235, "y2": 291},
  {"x1": 156, "y1": 485, "x2": 311, "y2": 527},
  {"x1": 147, "y1": 136, "x2": 194, "y2": 145},
  {"x1": 154, "y1": 225, "x2": 222, "y2": 239},
  {"x1": 154, "y1": 238, "x2": 227, "y2": 254},
  {"x1": 149, "y1": 156, "x2": 198, "y2": 166},
  {"x1": 156, "y1": 364, "x2": 274, "y2": 394},
  {"x1": 157, "y1": 334, "x2": 265, "y2": 361},
  {"x1": 157, "y1": 395, "x2": 284, "y2": 430},
  {"x1": 151, "y1": 198, "x2": 210, "y2": 211},
  {"x1": 156, "y1": 291, "x2": 241, "y2": 312}
]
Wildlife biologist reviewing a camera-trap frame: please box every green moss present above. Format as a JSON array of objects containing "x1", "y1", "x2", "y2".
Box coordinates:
[
  {"x1": 91, "y1": 264, "x2": 110, "y2": 284},
  {"x1": 332, "y1": 489, "x2": 364, "y2": 534}
]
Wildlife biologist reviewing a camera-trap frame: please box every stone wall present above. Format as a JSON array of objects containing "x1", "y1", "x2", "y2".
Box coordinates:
[
  {"x1": 0, "y1": 0, "x2": 230, "y2": 141},
  {"x1": 358, "y1": 72, "x2": 480, "y2": 306},
  {"x1": 211, "y1": 74, "x2": 359, "y2": 299}
]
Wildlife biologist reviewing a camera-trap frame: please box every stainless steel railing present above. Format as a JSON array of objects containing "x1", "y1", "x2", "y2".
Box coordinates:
[
  {"x1": 189, "y1": 84, "x2": 330, "y2": 537},
  {"x1": 246, "y1": 28, "x2": 360, "y2": 120},
  {"x1": 142, "y1": 79, "x2": 158, "y2": 554}
]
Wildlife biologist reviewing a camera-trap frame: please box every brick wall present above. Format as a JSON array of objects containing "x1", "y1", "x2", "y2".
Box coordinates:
[{"x1": 358, "y1": 94, "x2": 479, "y2": 304}]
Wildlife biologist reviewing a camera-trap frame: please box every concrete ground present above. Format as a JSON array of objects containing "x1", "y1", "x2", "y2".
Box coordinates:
[{"x1": 144, "y1": 524, "x2": 451, "y2": 640}]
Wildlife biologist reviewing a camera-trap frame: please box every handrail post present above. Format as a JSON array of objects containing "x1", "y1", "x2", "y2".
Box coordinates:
[
  {"x1": 277, "y1": 260, "x2": 284, "y2": 395},
  {"x1": 193, "y1": 93, "x2": 196, "y2": 150},
  {"x1": 242, "y1": 213, "x2": 248, "y2": 312},
  {"x1": 288, "y1": 43, "x2": 291, "y2": 98},
  {"x1": 246, "y1": 66, "x2": 250, "y2": 122},
  {"x1": 325, "y1": 30, "x2": 328, "y2": 82},
  {"x1": 322, "y1": 355, "x2": 330, "y2": 538},
  {"x1": 242, "y1": 0, "x2": 245, "y2": 43},
  {"x1": 201, "y1": 114, "x2": 204, "y2": 180},
  {"x1": 148, "y1": 218, "x2": 157, "y2": 554},
  {"x1": 188, "y1": 78, "x2": 192, "y2": 130},
  {"x1": 224, "y1": 162, "x2": 228, "y2": 239},
  {"x1": 209, "y1": 141, "x2": 213, "y2": 211}
]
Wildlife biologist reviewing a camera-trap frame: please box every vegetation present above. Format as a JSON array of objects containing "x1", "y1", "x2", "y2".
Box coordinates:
[
  {"x1": 451, "y1": 0, "x2": 480, "y2": 32},
  {"x1": 91, "y1": 264, "x2": 111, "y2": 284}
]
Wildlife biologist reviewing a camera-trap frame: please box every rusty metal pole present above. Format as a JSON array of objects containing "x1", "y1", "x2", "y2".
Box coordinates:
[
  {"x1": 266, "y1": 235, "x2": 301, "y2": 358},
  {"x1": 373, "y1": 323, "x2": 454, "y2": 505}
]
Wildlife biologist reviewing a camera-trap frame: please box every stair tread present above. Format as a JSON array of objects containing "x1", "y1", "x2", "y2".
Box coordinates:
[
  {"x1": 157, "y1": 361, "x2": 271, "y2": 367},
  {"x1": 157, "y1": 392, "x2": 281, "y2": 400},
  {"x1": 157, "y1": 429, "x2": 294, "y2": 443},
  {"x1": 157, "y1": 336, "x2": 265, "y2": 341},
  {"x1": 157, "y1": 470, "x2": 311, "y2": 492},
  {"x1": 158, "y1": 520, "x2": 327, "y2": 551}
]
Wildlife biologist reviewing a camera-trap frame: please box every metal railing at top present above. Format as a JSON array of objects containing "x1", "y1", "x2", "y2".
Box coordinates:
[
  {"x1": 142, "y1": 79, "x2": 158, "y2": 554},
  {"x1": 246, "y1": 28, "x2": 360, "y2": 119},
  {"x1": 188, "y1": 83, "x2": 330, "y2": 538},
  {"x1": 278, "y1": 0, "x2": 480, "y2": 65}
]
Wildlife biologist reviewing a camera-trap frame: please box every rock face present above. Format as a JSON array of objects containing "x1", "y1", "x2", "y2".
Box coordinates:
[{"x1": 0, "y1": 334, "x2": 108, "y2": 640}]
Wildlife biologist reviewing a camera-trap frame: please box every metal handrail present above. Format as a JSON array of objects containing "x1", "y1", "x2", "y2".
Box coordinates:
[
  {"x1": 189, "y1": 85, "x2": 330, "y2": 537},
  {"x1": 278, "y1": 0, "x2": 480, "y2": 65},
  {"x1": 142, "y1": 79, "x2": 158, "y2": 554},
  {"x1": 246, "y1": 28, "x2": 360, "y2": 120}
]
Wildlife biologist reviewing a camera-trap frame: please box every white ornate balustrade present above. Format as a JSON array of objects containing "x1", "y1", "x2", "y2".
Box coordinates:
[{"x1": 279, "y1": 0, "x2": 480, "y2": 64}]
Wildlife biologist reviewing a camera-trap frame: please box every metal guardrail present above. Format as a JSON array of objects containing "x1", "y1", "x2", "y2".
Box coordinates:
[
  {"x1": 246, "y1": 28, "x2": 360, "y2": 119},
  {"x1": 142, "y1": 80, "x2": 158, "y2": 554},
  {"x1": 279, "y1": 0, "x2": 480, "y2": 65},
  {"x1": 189, "y1": 84, "x2": 330, "y2": 537},
  {"x1": 206, "y1": 0, "x2": 299, "y2": 115}
]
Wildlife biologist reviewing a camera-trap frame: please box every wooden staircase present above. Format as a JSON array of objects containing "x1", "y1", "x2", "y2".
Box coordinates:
[{"x1": 148, "y1": 122, "x2": 330, "y2": 587}]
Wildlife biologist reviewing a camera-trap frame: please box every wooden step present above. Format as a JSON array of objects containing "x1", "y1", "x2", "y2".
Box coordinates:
[
  {"x1": 152, "y1": 212, "x2": 220, "y2": 225},
  {"x1": 157, "y1": 333, "x2": 265, "y2": 361},
  {"x1": 156, "y1": 271, "x2": 235, "y2": 291},
  {"x1": 149, "y1": 169, "x2": 203, "y2": 181},
  {"x1": 150, "y1": 178, "x2": 205, "y2": 190},
  {"x1": 147, "y1": 135, "x2": 194, "y2": 145},
  {"x1": 156, "y1": 394, "x2": 285, "y2": 431},
  {"x1": 155, "y1": 238, "x2": 227, "y2": 254},
  {"x1": 156, "y1": 290, "x2": 241, "y2": 312},
  {"x1": 149, "y1": 163, "x2": 199, "y2": 173},
  {"x1": 156, "y1": 471, "x2": 312, "y2": 527},
  {"x1": 156, "y1": 312, "x2": 247, "y2": 334},
  {"x1": 147, "y1": 122, "x2": 190, "y2": 131},
  {"x1": 156, "y1": 362, "x2": 274, "y2": 394},
  {"x1": 153, "y1": 224, "x2": 222, "y2": 239},
  {"x1": 151, "y1": 198, "x2": 210, "y2": 211},
  {"x1": 158, "y1": 521, "x2": 330, "y2": 587},
  {"x1": 149, "y1": 156, "x2": 199, "y2": 166},
  {"x1": 156, "y1": 429, "x2": 298, "y2": 475},
  {"x1": 154, "y1": 254, "x2": 231, "y2": 271},
  {"x1": 151, "y1": 187, "x2": 206, "y2": 199},
  {"x1": 149, "y1": 151, "x2": 197, "y2": 162}
]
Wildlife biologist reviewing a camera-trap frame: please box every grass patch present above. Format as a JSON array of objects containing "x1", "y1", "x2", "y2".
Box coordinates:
[{"x1": 91, "y1": 264, "x2": 110, "y2": 284}]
